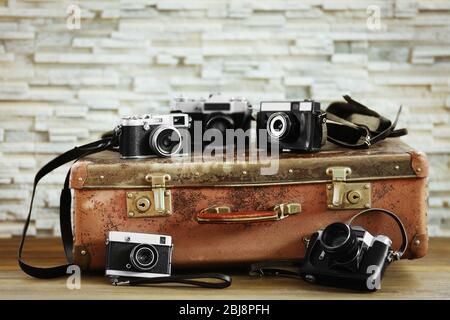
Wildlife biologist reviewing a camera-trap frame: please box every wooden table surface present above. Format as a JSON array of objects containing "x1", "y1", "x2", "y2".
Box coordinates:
[{"x1": 1, "y1": 237, "x2": 449, "y2": 300}]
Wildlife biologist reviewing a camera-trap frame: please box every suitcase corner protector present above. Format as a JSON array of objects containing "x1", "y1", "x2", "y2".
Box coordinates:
[
  {"x1": 73, "y1": 245, "x2": 92, "y2": 271},
  {"x1": 70, "y1": 162, "x2": 89, "y2": 189},
  {"x1": 408, "y1": 151, "x2": 429, "y2": 178}
]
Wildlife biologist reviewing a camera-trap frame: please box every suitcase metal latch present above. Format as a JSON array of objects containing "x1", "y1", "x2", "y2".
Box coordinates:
[
  {"x1": 326, "y1": 167, "x2": 371, "y2": 210},
  {"x1": 126, "y1": 174, "x2": 172, "y2": 218}
]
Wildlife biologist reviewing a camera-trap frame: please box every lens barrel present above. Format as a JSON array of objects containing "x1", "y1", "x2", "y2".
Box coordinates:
[
  {"x1": 130, "y1": 244, "x2": 158, "y2": 271},
  {"x1": 205, "y1": 114, "x2": 234, "y2": 135},
  {"x1": 267, "y1": 112, "x2": 291, "y2": 140},
  {"x1": 149, "y1": 125, "x2": 182, "y2": 157},
  {"x1": 320, "y1": 222, "x2": 359, "y2": 263}
]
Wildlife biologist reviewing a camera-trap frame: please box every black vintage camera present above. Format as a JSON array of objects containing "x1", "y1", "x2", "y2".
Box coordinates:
[
  {"x1": 105, "y1": 231, "x2": 172, "y2": 279},
  {"x1": 256, "y1": 100, "x2": 327, "y2": 152},
  {"x1": 119, "y1": 113, "x2": 189, "y2": 158},
  {"x1": 250, "y1": 209, "x2": 407, "y2": 291},
  {"x1": 170, "y1": 93, "x2": 252, "y2": 149},
  {"x1": 299, "y1": 222, "x2": 397, "y2": 291}
]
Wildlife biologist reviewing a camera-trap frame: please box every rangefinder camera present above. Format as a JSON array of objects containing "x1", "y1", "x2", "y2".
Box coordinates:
[
  {"x1": 256, "y1": 100, "x2": 326, "y2": 152},
  {"x1": 170, "y1": 93, "x2": 252, "y2": 148},
  {"x1": 105, "y1": 231, "x2": 173, "y2": 279},
  {"x1": 299, "y1": 222, "x2": 394, "y2": 291},
  {"x1": 119, "y1": 113, "x2": 189, "y2": 158}
]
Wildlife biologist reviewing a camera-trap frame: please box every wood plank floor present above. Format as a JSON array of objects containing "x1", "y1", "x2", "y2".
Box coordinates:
[{"x1": 1, "y1": 237, "x2": 449, "y2": 300}]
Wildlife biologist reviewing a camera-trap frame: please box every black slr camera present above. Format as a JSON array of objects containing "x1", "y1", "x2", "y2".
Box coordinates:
[
  {"x1": 170, "y1": 93, "x2": 252, "y2": 149},
  {"x1": 256, "y1": 100, "x2": 326, "y2": 152},
  {"x1": 105, "y1": 231, "x2": 173, "y2": 279},
  {"x1": 299, "y1": 222, "x2": 396, "y2": 291},
  {"x1": 119, "y1": 113, "x2": 189, "y2": 158}
]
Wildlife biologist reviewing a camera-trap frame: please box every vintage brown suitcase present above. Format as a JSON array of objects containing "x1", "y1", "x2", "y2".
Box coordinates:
[{"x1": 70, "y1": 139, "x2": 428, "y2": 271}]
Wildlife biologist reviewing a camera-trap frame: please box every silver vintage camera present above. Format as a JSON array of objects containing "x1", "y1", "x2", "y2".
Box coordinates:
[
  {"x1": 105, "y1": 231, "x2": 173, "y2": 279},
  {"x1": 118, "y1": 113, "x2": 189, "y2": 158},
  {"x1": 170, "y1": 93, "x2": 252, "y2": 148}
]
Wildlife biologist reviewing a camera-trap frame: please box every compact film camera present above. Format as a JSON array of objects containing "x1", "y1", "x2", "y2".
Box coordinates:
[
  {"x1": 256, "y1": 99, "x2": 327, "y2": 152},
  {"x1": 118, "y1": 113, "x2": 189, "y2": 158},
  {"x1": 105, "y1": 231, "x2": 173, "y2": 279}
]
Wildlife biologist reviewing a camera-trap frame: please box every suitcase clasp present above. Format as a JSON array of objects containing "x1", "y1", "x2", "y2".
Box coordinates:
[
  {"x1": 326, "y1": 167, "x2": 371, "y2": 210},
  {"x1": 126, "y1": 174, "x2": 172, "y2": 218}
]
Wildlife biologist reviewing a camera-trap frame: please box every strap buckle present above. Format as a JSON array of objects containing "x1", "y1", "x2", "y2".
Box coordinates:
[
  {"x1": 110, "y1": 277, "x2": 130, "y2": 286},
  {"x1": 363, "y1": 135, "x2": 371, "y2": 147},
  {"x1": 113, "y1": 125, "x2": 122, "y2": 137},
  {"x1": 388, "y1": 251, "x2": 402, "y2": 262}
]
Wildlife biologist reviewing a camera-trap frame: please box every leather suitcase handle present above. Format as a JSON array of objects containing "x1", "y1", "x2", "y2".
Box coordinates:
[{"x1": 197, "y1": 203, "x2": 301, "y2": 223}]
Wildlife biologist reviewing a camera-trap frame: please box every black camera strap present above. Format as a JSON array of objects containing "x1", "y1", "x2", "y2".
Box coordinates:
[
  {"x1": 347, "y1": 208, "x2": 408, "y2": 260},
  {"x1": 249, "y1": 260, "x2": 304, "y2": 279},
  {"x1": 18, "y1": 130, "x2": 232, "y2": 289},
  {"x1": 18, "y1": 134, "x2": 120, "y2": 279},
  {"x1": 110, "y1": 273, "x2": 232, "y2": 289},
  {"x1": 326, "y1": 95, "x2": 408, "y2": 149},
  {"x1": 249, "y1": 208, "x2": 408, "y2": 279}
]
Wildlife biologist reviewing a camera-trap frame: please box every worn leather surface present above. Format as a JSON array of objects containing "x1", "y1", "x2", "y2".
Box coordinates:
[
  {"x1": 71, "y1": 139, "x2": 428, "y2": 270},
  {"x1": 73, "y1": 177, "x2": 428, "y2": 270},
  {"x1": 70, "y1": 140, "x2": 421, "y2": 191}
]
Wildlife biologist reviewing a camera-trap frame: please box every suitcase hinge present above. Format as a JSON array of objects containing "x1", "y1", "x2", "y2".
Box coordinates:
[
  {"x1": 326, "y1": 167, "x2": 371, "y2": 210},
  {"x1": 126, "y1": 174, "x2": 172, "y2": 218}
]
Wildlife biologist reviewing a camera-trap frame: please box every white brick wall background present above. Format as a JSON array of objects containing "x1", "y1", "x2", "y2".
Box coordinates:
[{"x1": 0, "y1": 0, "x2": 449, "y2": 237}]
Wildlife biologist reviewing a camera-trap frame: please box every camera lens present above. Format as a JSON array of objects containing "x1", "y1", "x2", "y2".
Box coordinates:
[
  {"x1": 205, "y1": 115, "x2": 234, "y2": 135},
  {"x1": 320, "y1": 222, "x2": 359, "y2": 263},
  {"x1": 267, "y1": 112, "x2": 291, "y2": 140},
  {"x1": 130, "y1": 244, "x2": 158, "y2": 271},
  {"x1": 149, "y1": 125, "x2": 182, "y2": 157}
]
